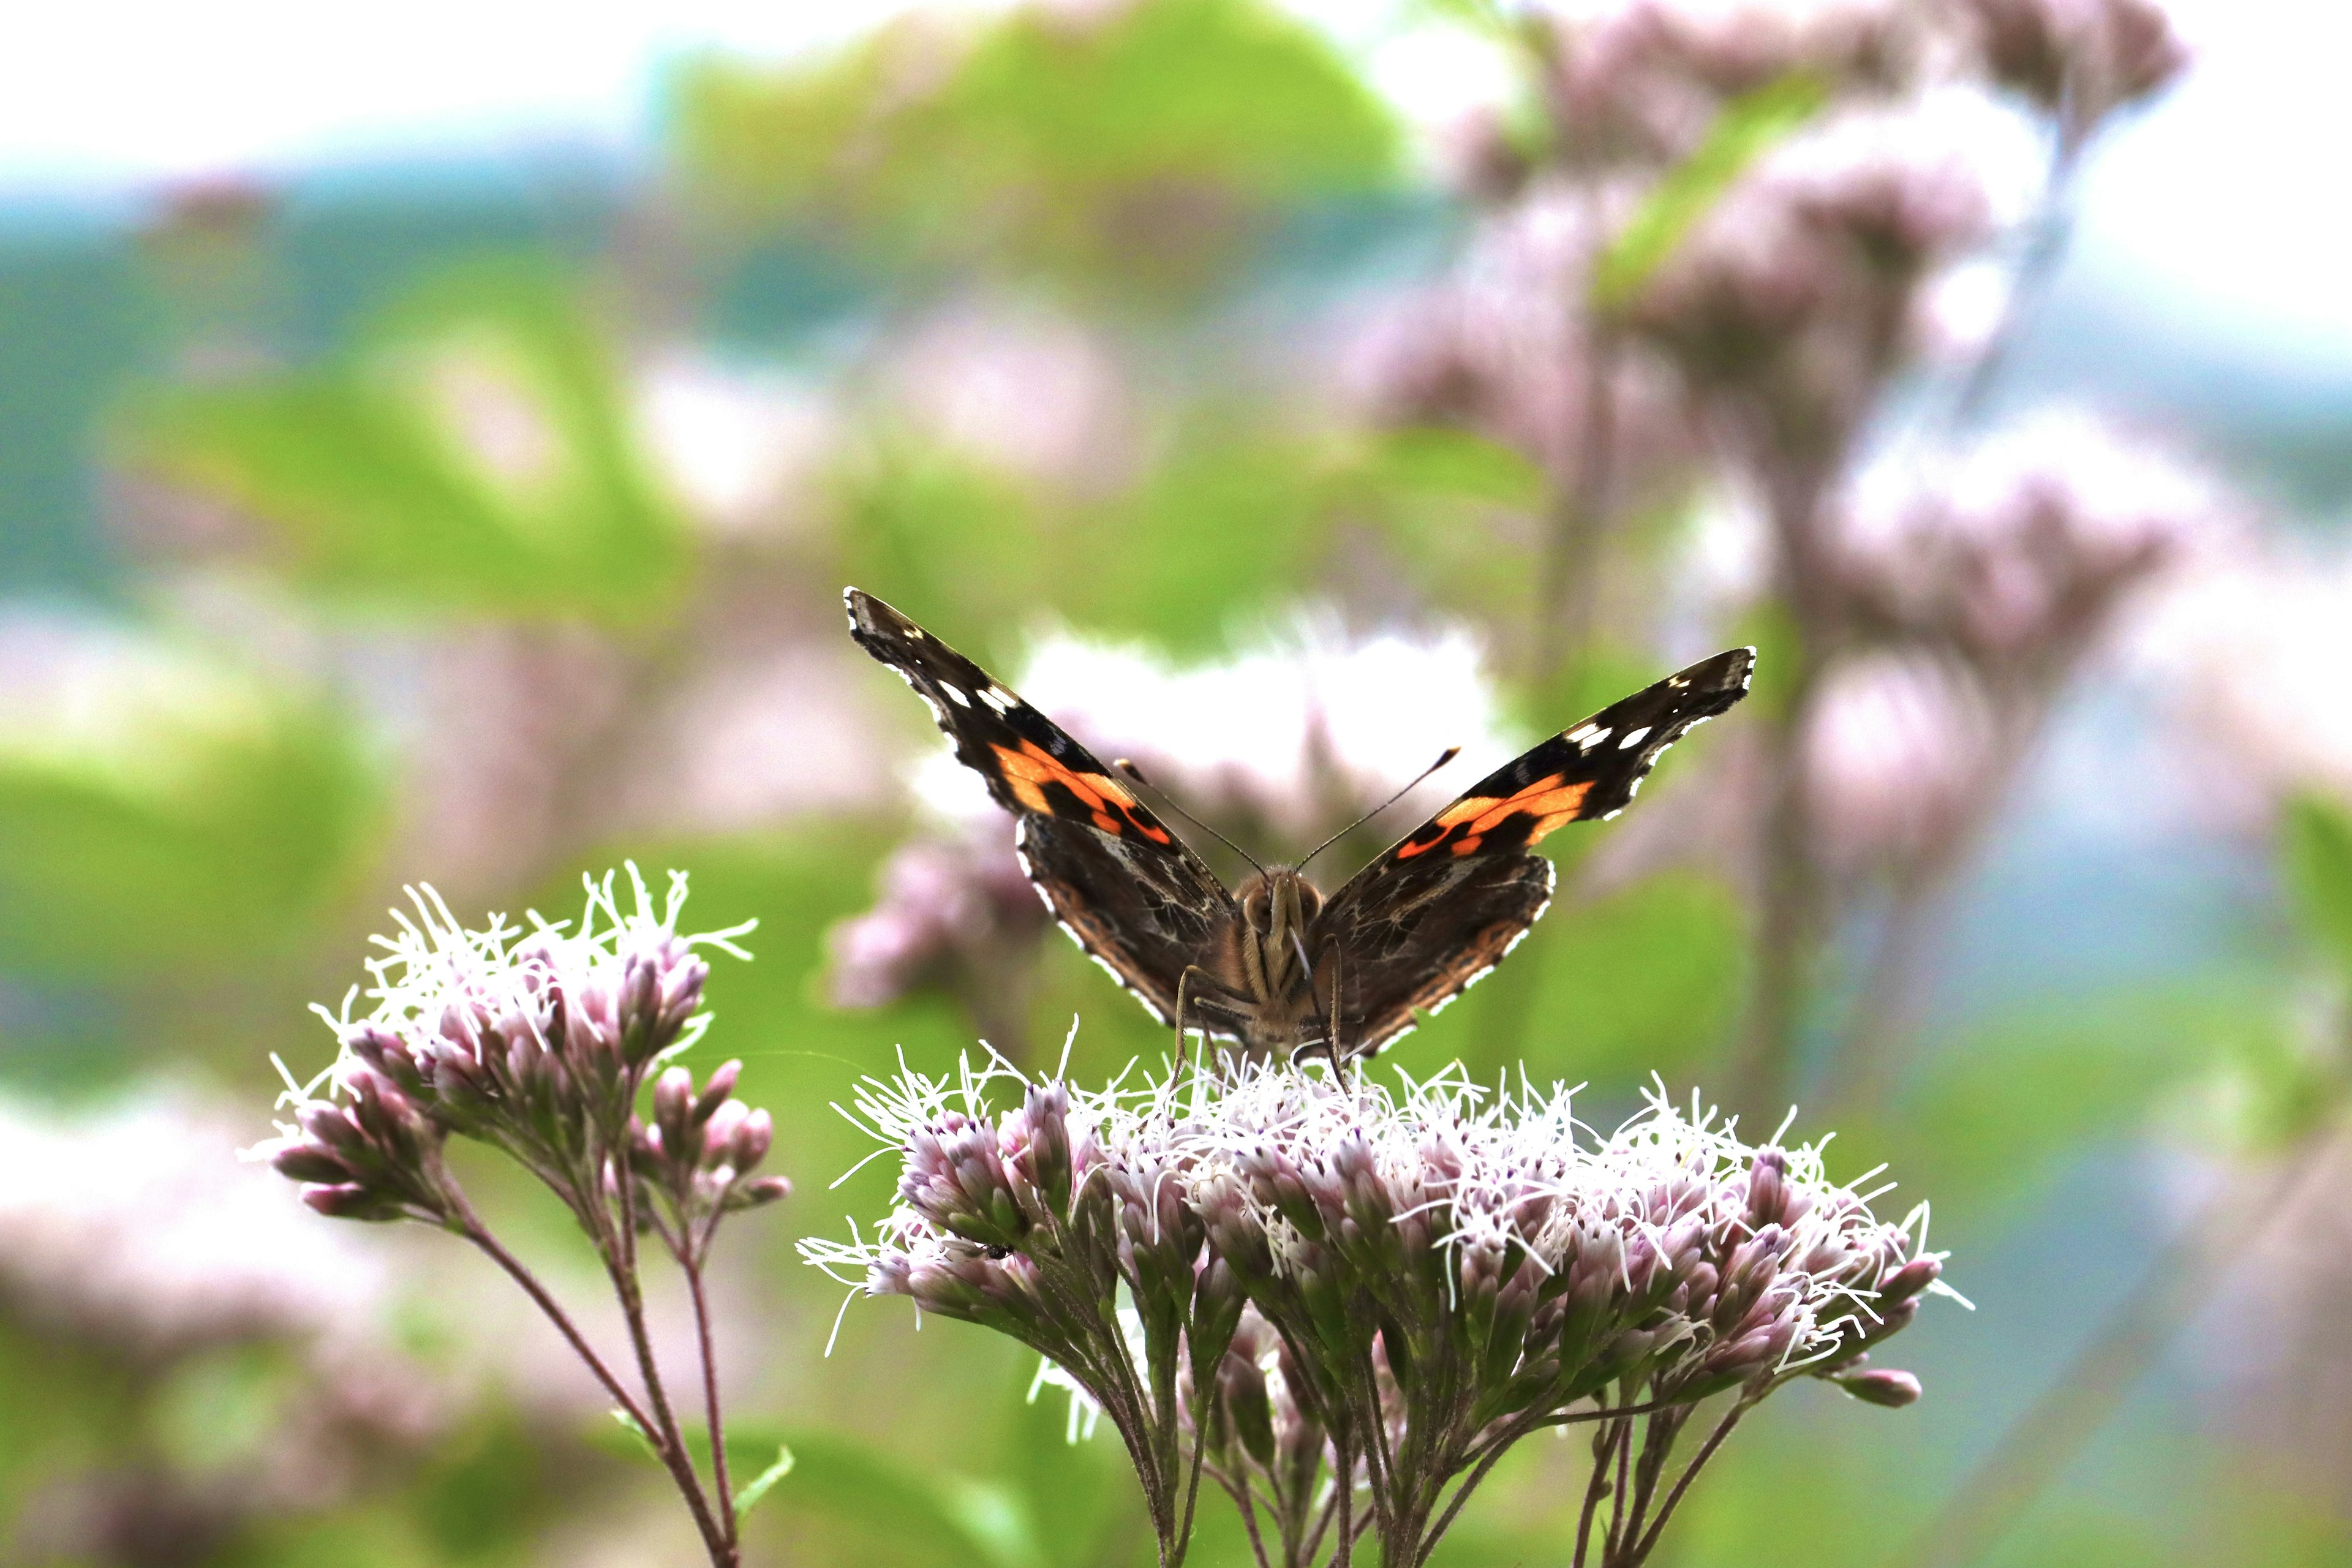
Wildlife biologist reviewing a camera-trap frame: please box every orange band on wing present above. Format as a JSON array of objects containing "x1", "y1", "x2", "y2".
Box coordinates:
[
  {"x1": 989, "y1": 741, "x2": 1172, "y2": 843},
  {"x1": 1398, "y1": 775, "x2": 1594, "y2": 859}
]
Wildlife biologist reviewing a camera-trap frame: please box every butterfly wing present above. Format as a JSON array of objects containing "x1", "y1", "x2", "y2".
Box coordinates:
[
  {"x1": 1316, "y1": 646, "x2": 1756, "y2": 1055},
  {"x1": 845, "y1": 587, "x2": 1236, "y2": 1025}
]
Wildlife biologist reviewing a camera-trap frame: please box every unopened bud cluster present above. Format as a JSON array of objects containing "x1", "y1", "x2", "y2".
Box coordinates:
[
  {"x1": 809, "y1": 1055, "x2": 1952, "y2": 1567},
  {"x1": 259, "y1": 869, "x2": 785, "y2": 1238}
]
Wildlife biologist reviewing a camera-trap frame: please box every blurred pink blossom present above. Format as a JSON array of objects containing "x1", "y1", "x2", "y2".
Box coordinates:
[
  {"x1": 2132, "y1": 541, "x2": 2352, "y2": 821},
  {"x1": 828, "y1": 822, "x2": 1047, "y2": 1011},
  {"x1": 883, "y1": 298, "x2": 1142, "y2": 494},
  {"x1": 1344, "y1": 181, "x2": 1696, "y2": 489},
  {"x1": 1542, "y1": 0, "x2": 1925, "y2": 164},
  {"x1": 1835, "y1": 409, "x2": 2231, "y2": 682},
  {"x1": 635, "y1": 352, "x2": 839, "y2": 540},
  {"x1": 1633, "y1": 106, "x2": 2000, "y2": 458},
  {"x1": 1804, "y1": 647, "x2": 1996, "y2": 869},
  {"x1": 1956, "y1": 0, "x2": 2188, "y2": 134}
]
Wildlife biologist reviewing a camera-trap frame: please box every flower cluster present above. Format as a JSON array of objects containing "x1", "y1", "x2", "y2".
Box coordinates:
[
  {"x1": 1833, "y1": 410, "x2": 2225, "y2": 690},
  {"x1": 1956, "y1": 0, "x2": 2188, "y2": 137},
  {"x1": 258, "y1": 867, "x2": 789, "y2": 1568},
  {"x1": 261, "y1": 867, "x2": 785, "y2": 1237},
  {"x1": 1632, "y1": 107, "x2": 1999, "y2": 466},
  {"x1": 807, "y1": 1052, "x2": 1951, "y2": 1568},
  {"x1": 1539, "y1": 0, "x2": 1924, "y2": 167}
]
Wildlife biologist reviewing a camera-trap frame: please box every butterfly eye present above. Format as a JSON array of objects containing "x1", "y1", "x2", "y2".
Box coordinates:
[{"x1": 1241, "y1": 885, "x2": 1270, "y2": 931}]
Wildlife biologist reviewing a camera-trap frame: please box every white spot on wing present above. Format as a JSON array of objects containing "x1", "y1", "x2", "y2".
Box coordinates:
[
  {"x1": 1568, "y1": 723, "x2": 1605, "y2": 750},
  {"x1": 1618, "y1": 726, "x2": 1651, "y2": 750},
  {"x1": 980, "y1": 686, "x2": 1016, "y2": 714},
  {"x1": 943, "y1": 684, "x2": 972, "y2": 707}
]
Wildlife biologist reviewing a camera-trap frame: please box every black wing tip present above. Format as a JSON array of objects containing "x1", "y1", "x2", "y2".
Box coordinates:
[{"x1": 1678, "y1": 644, "x2": 1757, "y2": 693}]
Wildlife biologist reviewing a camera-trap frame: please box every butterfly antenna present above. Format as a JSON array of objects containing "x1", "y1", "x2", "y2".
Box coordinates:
[
  {"x1": 1114, "y1": 760, "x2": 1267, "y2": 876},
  {"x1": 1296, "y1": 745, "x2": 1461, "y2": 873}
]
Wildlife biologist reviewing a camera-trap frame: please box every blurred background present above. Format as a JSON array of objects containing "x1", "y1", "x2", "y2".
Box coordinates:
[{"x1": 7, "y1": 0, "x2": 2352, "y2": 1563}]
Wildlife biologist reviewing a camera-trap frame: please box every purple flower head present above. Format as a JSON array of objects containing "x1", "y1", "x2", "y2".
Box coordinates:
[
  {"x1": 809, "y1": 1044, "x2": 1956, "y2": 1568},
  {"x1": 266, "y1": 865, "x2": 755, "y2": 1226},
  {"x1": 1958, "y1": 0, "x2": 2188, "y2": 133}
]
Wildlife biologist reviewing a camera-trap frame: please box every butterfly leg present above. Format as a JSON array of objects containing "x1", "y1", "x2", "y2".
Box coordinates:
[
  {"x1": 1173, "y1": 965, "x2": 1219, "y2": 1082},
  {"x1": 1287, "y1": 938, "x2": 1346, "y2": 1072},
  {"x1": 1327, "y1": 941, "x2": 1348, "y2": 1069}
]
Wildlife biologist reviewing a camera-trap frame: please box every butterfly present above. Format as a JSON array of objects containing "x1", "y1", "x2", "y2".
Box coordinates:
[{"x1": 846, "y1": 587, "x2": 1754, "y2": 1063}]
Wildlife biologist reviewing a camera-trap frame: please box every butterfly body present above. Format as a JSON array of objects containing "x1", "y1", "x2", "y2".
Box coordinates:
[{"x1": 845, "y1": 587, "x2": 1753, "y2": 1061}]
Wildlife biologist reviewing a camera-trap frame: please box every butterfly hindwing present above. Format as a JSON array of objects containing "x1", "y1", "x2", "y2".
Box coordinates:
[
  {"x1": 844, "y1": 587, "x2": 1237, "y2": 1025},
  {"x1": 1318, "y1": 646, "x2": 1755, "y2": 1054}
]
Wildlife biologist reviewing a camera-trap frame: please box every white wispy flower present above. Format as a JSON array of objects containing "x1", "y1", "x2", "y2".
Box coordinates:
[{"x1": 806, "y1": 1042, "x2": 1954, "y2": 1568}]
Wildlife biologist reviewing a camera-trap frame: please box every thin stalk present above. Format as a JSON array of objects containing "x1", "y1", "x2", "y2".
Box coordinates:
[
  {"x1": 611, "y1": 1159, "x2": 732, "y2": 1564},
  {"x1": 1948, "y1": 115, "x2": 2089, "y2": 432},
  {"x1": 1572, "y1": 1419, "x2": 1624, "y2": 1568},
  {"x1": 1628, "y1": 1399, "x2": 1750, "y2": 1562},
  {"x1": 1726, "y1": 451, "x2": 1839, "y2": 1116},
  {"x1": 683, "y1": 1250, "x2": 739, "y2": 1550},
  {"x1": 1606, "y1": 1406, "x2": 1633, "y2": 1560},
  {"x1": 1217, "y1": 1469, "x2": 1277, "y2": 1568},
  {"x1": 1414, "y1": 1408, "x2": 1547, "y2": 1567},
  {"x1": 1334, "y1": 1439, "x2": 1356, "y2": 1568},
  {"x1": 454, "y1": 1216, "x2": 652, "y2": 1436}
]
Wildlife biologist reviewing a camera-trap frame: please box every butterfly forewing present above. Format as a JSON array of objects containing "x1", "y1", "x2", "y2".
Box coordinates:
[
  {"x1": 1316, "y1": 646, "x2": 1755, "y2": 1055},
  {"x1": 843, "y1": 588, "x2": 1238, "y2": 1026}
]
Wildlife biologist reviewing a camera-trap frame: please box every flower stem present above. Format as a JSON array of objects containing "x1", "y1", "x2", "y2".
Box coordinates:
[
  {"x1": 683, "y1": 1248, "x2": 740, "y2": 1549},
  {"x1": 455, "y1": 1214, "x2": 650, "y2": 1435},
  {"x1": 1571, "y1": 1419, "x2": 1621, "y2": 1568},
  {"x1": 1629, "y1": 1398, "x2": 1748, "y2": 1562},
  {"x1": 611, "y1": 1159, "x2": 735, "y2": 1566}
]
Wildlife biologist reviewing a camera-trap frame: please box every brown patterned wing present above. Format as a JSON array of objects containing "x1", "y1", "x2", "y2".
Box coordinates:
[
  {"x1": 844, "y1": 587, "x2": 1236, "y2": 1024},
  {"x1": 1316, "y1": 646, "x2": 1755, "y2": 1055}
]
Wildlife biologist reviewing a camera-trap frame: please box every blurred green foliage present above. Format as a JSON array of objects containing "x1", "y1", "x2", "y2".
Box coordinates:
[
  {"x1": 123, "y1": 263, "x2": 686, "y2": 624},
  {"x1": 0, "y1": 0, "x2": 2334, "y2": 1564},
  {"x1": 0, "y1": 631, "x2": 380, "y2": 972},
  {"x1": 674, "y1": 0, "x2": 1399, "y2": 296}
]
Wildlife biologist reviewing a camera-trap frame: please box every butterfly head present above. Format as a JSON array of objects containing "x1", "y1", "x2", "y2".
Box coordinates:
[{"x1": 1231, "y1": 865, "x2": 1324, "y2": 1008}]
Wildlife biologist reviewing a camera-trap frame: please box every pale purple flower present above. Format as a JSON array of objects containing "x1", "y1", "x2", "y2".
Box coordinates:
[
  {"x1": 1834, "y1": 410, "x2": 2231, "y2": 684},
  {"x1": 1542, "y1": 0, "x2": 1925, "y2": 164},
  {"x1": 1344, "y1": 179, "x2": 1697, "y2": 490},
  {"x1": 1633, "y1": 105, "x2": 1999, "y2": 459},
  {"x1": 881, "y1": 298, "x2": 1142, "y2": 495},
  {"x1": 1803, "y1": 647, "x2": 1996, "y2": 870},
  {"x1": 260, "y1": 866, "x2": 755, "y2": 1224},
  {"x1": 2130, "y1": 540, "x2": 2352, "y2": 823},
  {"x1": 1956, "y1": 0, "x2": 2188, "y2": 134},
  {"x1": 826, "y1": 821, "x2": 1047, "y2": 1011},
  {"x1": 808, "y1": 1047, "x2": 1953, "y2": 1567},
  {"x1": 634, "y1": 351, "x2": 838, "y2": 540}
]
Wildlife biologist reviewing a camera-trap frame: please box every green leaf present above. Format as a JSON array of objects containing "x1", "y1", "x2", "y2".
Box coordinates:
[
  {"x1": 731, "y1": 1443, "x2": 796, "y2": 1517},
  {"x1": 1591, "y1": 71, "x2": 1828, "y2": 313},
  {"x1": 672, "y1": 0, "x2": 1400, "y2": 295},
  {"x1": 762, "y1": 1429, "x2": 1040, "y2": 1568},
  {"x1": 1895, "y1": 982, "x2": 2280, "y2": 1221},
  {"x1": 0, "y1": 627, "x2": 382, "y2": 974},
  {"x1": 1436, "y1": 870, "x2": 1745, "y2": 1087},
  {"x1": 121, "y1": 262, "x2": 689, "y2": 624},
  {"x1": 2282, "y1": 791, "x2": 2352, "y2": 978},
  {"x1": 609, "y1": 1408, "x2": 660, "y2": 1461}
]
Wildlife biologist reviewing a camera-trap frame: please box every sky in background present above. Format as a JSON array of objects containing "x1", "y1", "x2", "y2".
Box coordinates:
[{"x1": 0, "y1": 0, "x2": 2343, "y2": 371}]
